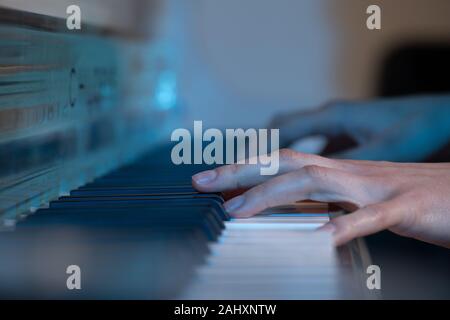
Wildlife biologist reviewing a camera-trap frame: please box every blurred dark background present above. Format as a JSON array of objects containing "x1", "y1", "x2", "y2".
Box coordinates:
[{"x1": 369, "y1": 43, "x2": 450, "y2": 299}]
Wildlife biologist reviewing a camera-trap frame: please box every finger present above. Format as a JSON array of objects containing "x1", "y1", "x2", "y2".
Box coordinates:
[
  {"x1": 323, "y1": 198, "x2": 404, "y2": 246},
  {"x1": 338, "y1": 157, "x2": 450, "y2": 177},
  {"x1": 192, "y1": 149, "x2": 342, "y2": 192},
  {"x1": 272, "y1": 102, "x2": 348, "y2": 146},
  {"x1": 223, "y1": 165, "x2": 369, "y2": 218}
]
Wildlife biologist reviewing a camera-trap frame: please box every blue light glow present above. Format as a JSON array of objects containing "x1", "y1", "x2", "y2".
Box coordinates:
[{"x1": 154, "y1": 70, "x2": 178, "y2": 110}]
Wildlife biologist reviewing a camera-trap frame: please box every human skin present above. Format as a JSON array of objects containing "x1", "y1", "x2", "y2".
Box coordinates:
[{"x1": 192, "y1": 150, "x2": 450, "y2": 248}]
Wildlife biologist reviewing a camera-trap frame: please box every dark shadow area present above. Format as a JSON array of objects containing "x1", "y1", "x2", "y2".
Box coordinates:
[{"x1": 378, "y1": 44, "x2": 450, "y2": 97}]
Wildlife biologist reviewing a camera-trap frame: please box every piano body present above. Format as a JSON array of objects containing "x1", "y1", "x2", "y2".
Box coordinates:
[{"x1": 0, "y1": 5, "x2": 375, "y2": 299}]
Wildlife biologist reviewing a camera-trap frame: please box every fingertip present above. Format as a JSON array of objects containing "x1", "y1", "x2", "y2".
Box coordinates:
[
  {"x1": 224, "y1": 195, "x2": 245, "y2": 214},
  {"x1": 317, "y1": 222, "x2": 336, "y2": 233},
  {"x1": 228, "y1": 212, "x2": 244, "y2": 219},
  {"x1": 317, "y1": 220, "x2": 348, "y2": 246},
  {"x1": 228, "y1": 211, "x2": 255, "y2": 219},
  {"x1": 317, "y1": 223, "x2": 344, "y2": 246},
  {"x1": 192, "y1": 170, "x2": 217, "y2": 190},
  {"x1": 223, "y1": 195, "x2": 261, "y2": 218},
  {"x1": 332, "y1": 230, "x2": 352, "y2": 247}
]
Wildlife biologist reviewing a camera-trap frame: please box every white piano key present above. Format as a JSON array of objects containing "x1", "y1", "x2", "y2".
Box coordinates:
[{"x1": 179, "y1": 214, "x2": 343, "y2": 300}]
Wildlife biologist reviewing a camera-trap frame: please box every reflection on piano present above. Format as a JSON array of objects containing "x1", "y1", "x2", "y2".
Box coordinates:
[{"x1": 0, "y1": 7, "x2": 375, "y2": 299}]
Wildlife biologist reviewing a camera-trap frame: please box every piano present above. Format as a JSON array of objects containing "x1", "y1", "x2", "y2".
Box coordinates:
[{"x1": 0, "y1": 5, "x2": 375, "y2": 299}]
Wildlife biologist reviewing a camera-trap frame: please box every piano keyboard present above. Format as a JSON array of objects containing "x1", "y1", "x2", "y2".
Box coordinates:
[
  {"x1": 180, "y1": 216, "x2": 340, "y2": 299},
  {"x1": 0, "y1": 145, "x2": 365, "y2": 299}
]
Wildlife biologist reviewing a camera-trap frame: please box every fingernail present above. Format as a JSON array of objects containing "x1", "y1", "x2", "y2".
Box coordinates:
[
  {"x1": 319, "y1": 223, "x2": 336, "y2": 233},
  {"x1": 224, "y1": 196, "x2": 245, "y2": 213},
  {"x1": 192, "y1": 170, "x2": 217, "y2": 185}
]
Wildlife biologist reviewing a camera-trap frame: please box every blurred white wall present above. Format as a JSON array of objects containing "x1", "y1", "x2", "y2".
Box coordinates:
[
  {"x1": 169, "y1": 0, "x2": 336, "y2": 129},
  {"x1": 163, "y1": 0, "x2": 450, "y2": 128}
]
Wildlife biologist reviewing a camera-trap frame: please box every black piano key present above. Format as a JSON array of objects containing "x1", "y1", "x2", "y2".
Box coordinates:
[
  {"x1": 49, "y1": 197, "x2": 229, "y2": 221},
  {"x1": 71, "y1": 186, "x2": 197, "y2": 196},
  {"x1": 33, "y1": 204, "x2": 226, "y2": 229},
  {"x1": 21, "y1": 208, "x2": 223, "y2": 241}
]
